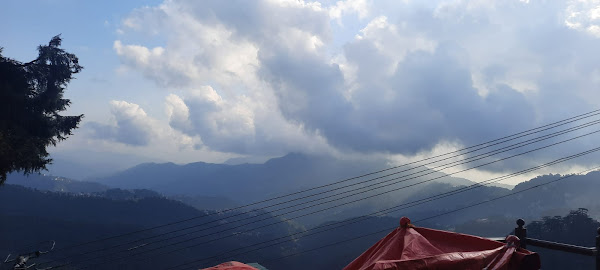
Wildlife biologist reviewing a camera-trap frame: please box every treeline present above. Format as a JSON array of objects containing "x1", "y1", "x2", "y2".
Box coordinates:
[{"x1": 526, "y1": 209, "x2": 599, "y2": 269}]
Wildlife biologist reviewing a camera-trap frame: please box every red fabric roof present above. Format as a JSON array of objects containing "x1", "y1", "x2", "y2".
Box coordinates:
[
  {"x1": 200, "y1": 261, "x2": 259, "y2": 270},
  {"x1": 344, "y1": 217, "x2": 540, "y2": 270}
]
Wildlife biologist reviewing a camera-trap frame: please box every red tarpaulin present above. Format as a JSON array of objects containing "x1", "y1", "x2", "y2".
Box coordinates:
[
  {"x1": 200, "y1": 261, "x2": 259, "y2": 270},
  {"x1": 344, "y1": 217, "x2": 541, "y2": 270}
]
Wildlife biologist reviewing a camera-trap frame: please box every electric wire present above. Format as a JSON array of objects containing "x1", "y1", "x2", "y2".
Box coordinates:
[
  {"x1": 65, "y1": 128, "x2": 600, "y2": 269},
  {"x1": 164, "y1": 147, "x2": 600, "y2": 270},
  {"x1": 256, "y1": 165, "x2": 600, "y2": 267},
  {"x1": 54, "y1": 117, "x2": 600, "y2": 267},
  {"x1": 36, "y1": 112, "x2": 600, "y2": 269},
  {"x1": 36, "y1": 109, "x2": 600, "y2": 259},
  {"x1": 138, "y1": 119, "x2": 600, "y2": 238},
  {"x1": 54, "y1": 127, "x2": 600, "y2": 269}
]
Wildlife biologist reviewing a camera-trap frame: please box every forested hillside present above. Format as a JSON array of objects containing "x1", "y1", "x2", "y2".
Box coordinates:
[
  {"x1": 0, "y1": 185, "x2": 302, "y2": 269},
  {"x1": 4, "y1": 166, "x2": 600, "y2": 269}
]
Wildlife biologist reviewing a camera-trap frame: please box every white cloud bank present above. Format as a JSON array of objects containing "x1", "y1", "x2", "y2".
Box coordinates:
[
  {"x1": 87, "y1": 100, "x2": 154, "y2": 146},
  {"x1": 85, "y1": 0, "x2": 600, "y2": 177}
]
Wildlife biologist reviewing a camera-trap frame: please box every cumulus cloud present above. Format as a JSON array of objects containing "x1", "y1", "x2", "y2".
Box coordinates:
[
  {"x1": 164, "y1": 86, "x2": 335, "y2": 155},
  {"x1": 87, "y1": 101, "x2": 155, "y2": 146},
  {"x1": 112, "y1": 0, "x2": 600, "y2": 173},
  {"x1": 85, "y1": 100, "x2": 212, "y2": 163},
  {"x1": 565, "y1": 0, "x2": 600, "y2": 37},
  {"x1": 112, "y1": 0, "x2": 339, "y2": 155},
  {"x1": 169, "y1": 86, "x2": 255, "y2": 151},
  {"x1": 329, "y1": 0, "x2": 370, "y2": 22}
]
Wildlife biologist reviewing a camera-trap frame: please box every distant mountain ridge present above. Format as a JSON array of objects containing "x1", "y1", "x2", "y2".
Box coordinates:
[
  {"x1": 390, "y1": 171, "x2": 600, "y2": 226},
  {"x1": 92, "y1": 153, "x2": 483, "y2": 199},
  {"x1": 89, "y1": 153, "x2": 503, "y2": 225},
  {"x1": 2, "y1": 172, "x2": 597, "y2": 270},
  {"x1": 4, "y1": 159, "x2": 600, "y2": 269},
  {"x1": 93, "y1": 153, "x2": 379, "y2": 200}
]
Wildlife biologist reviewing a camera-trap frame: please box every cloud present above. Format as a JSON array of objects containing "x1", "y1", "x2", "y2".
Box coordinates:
[
  {"x1": 164, "y1": 87, "x2": 335, "y2": 155},
  {"x1": 87, "y1": 101, "x2": 154, "y2": 146},
  {"x1": 112, "y1": 0, "x2": 600, "y2": 173},
  {"x1": 329, "y1": 0, "x2": 370, "y2": 22},
  {"x1": 112, "y1": 0, "x2": 338, "y2": 156},
  {"x1": 165, "y1": 94, "x2": 192, "y2": 133},
  {"x1": 83, "y1": 100, "x2": 215, "y2": 163},
  {"x1": 565, "y1": 0, "x2": 600, "y2": 37},
  {"x1": 113, "y1": 0, "x2": 329, "y2": 89},
  {"x1": 167, "y1": 86, "x2": 255, "y2": 151}
]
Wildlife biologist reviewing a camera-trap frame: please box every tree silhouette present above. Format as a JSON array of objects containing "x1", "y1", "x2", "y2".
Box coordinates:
[
  {"x1": 527, "y1": 209, "x2": 599, "y2": 269},
  {"x1": 0, "y1": 35, "x2": 83, "y2": 184}
]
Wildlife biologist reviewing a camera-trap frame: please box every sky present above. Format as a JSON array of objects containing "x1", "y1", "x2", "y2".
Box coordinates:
[{"x1": 3, "y1": 0, "x2": 600, "y2": 184}]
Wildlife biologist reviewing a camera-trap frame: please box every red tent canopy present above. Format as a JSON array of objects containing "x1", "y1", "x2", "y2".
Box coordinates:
[
  {"x1": 200, "y1": 261, "x2": 259, "y2": 270},
  {"x1": 344, "y1": 217, "x2": 540, "y2": 270}
]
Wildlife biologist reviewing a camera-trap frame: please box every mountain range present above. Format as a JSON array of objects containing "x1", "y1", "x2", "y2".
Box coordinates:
[
  {"x1": 4, "y1": 153, "x2": 600, "y2": 269},
  {"x1": 86, "y1": 153, "x2": 502, "y2": 225}
]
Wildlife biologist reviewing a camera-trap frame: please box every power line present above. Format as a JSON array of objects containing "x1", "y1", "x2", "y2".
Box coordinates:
[
  {"x1": 165, "y1": 147, "x2": 600, "y2": 270},
  {"x1": 109, "y1": 129, "x2": 600, "y2": 248},
  {"x1": 57, "y1": 127, "x2": 600, "y2": 269},
  {"x1": 68, "y1": 129, "x2": 600, "y2": 269},
  {"x1": 256, "y1": 165, "x2": 600, "y2": 268},
  {"x1": 36, "y1": 109, "x2": 600, "y2": 259},
  {"x1": 53, "y1": 117, "x2": 600, "y2": 268},
  {"x1": 135, "y1": 118, "x2": 600, "y2": 237}
]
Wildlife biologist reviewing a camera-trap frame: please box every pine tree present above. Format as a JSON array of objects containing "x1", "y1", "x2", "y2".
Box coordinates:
[{"x1": 0, "y1": 35, "x2": 83, "y2": 184}]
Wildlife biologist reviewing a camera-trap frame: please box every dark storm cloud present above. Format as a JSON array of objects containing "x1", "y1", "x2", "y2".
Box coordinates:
[{"x1": 260, "y1": 40, "x2": 536, "y2": 155}]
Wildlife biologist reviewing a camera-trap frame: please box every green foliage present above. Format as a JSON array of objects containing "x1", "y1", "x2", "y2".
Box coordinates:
[{"x1": 0, "y1": 35, "x2": 83, "y2": 184}]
